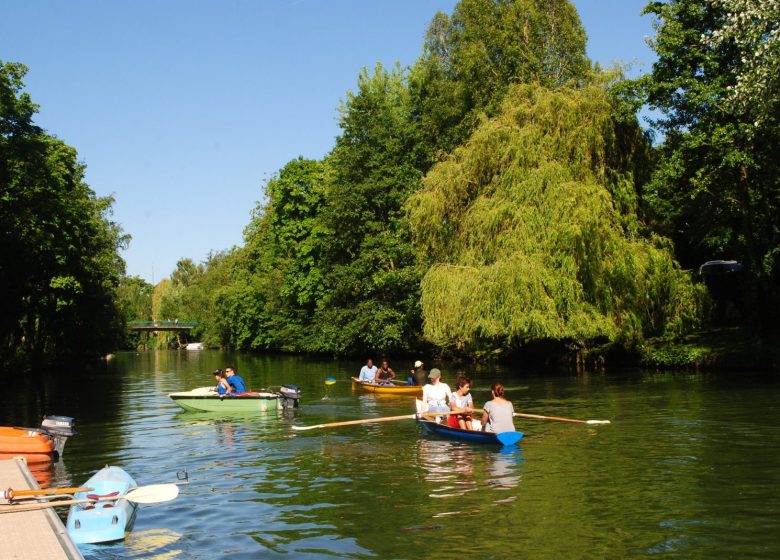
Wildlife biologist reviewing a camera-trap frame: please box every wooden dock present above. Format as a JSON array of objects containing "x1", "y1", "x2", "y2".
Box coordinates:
[{"x1": 0, "y1": 458, "x2": 83, "y2": 560}]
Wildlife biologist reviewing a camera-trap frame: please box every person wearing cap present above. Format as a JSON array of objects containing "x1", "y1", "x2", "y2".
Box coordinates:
[
  {"x1": 409, "y1": 360, "x2": 427, "y2": 386},
  {"x1": 422, "y1": 368, "x2": 452, "y2": 415},
  {"x1": 213, "y1": 369, "x2": 230, "y2": 395}
]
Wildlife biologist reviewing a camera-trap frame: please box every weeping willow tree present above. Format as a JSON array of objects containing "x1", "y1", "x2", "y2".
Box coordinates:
[{"x1": 406, "y1": 82, "x2": 706, "y2": 356}]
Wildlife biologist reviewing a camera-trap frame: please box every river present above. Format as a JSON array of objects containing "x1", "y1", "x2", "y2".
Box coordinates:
[{"x1": 2, "y1": 351, "x2": 779, "y2": 559}]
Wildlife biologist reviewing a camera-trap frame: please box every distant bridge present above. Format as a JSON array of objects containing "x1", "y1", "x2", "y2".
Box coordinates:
[{"x1": 128, "y1": 321, "x2": 197, "y2": 331}]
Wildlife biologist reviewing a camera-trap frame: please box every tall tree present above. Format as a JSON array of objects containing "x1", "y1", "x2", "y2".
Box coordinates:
[
  {"x1": 409, "y1": 0, "x2": 590, "y2": 159},
  {"x1": 311, "y1": 64, "x2": 424, "y2": 354},
  {"x1": 639, "y1": 0, "x2": 780, "y2": 323},
  {"x1": 406, "y1": 82, "x2": 704, "y2": 356},
  {"x1": 0, "y1": 61, "x2": 128, "y2": 365}
]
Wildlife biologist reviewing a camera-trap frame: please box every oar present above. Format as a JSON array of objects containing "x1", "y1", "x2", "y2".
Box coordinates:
[
  {"x1": 292, "y1": 410, "x2": 467, "y2": 431},
  {"x1": 496, "y1": 431, "x2": 524, "y2": 446},
  {"x1": 123, "y1": 484, "x2": 180, "y2": 504},
  {"x1": 0, "y1": 484, "x2": 180, "y2": 514},
  {"x1": 4, "y1": 486, "x2": 93, "y2": 501},
  {"x1": 514, "y1": 412, "x2": 611, "y2": 425}
]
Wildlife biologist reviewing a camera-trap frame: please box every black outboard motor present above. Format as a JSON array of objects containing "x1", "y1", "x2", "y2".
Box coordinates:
[
  {"x1": 278, "y1": 385, "x2": 302, "y2": 409},
  {"x1": 40, "y1": 415, "x2": 76, "y2": 461}
]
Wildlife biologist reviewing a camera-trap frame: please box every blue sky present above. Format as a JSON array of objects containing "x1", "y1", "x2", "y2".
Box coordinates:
[{"x1": 2, "y1": 0, "x2": 656, "y2": 283}]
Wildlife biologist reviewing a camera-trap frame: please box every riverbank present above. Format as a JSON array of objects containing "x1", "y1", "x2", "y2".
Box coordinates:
[{"x1": 639, "y1": 327, "x2": 780, "y2": 370}]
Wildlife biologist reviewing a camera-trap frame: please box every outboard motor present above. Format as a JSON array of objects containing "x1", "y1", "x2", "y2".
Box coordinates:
[
  {"x1": 40, "y1": 415, "x2": 76, "y2": 461},
  {"x1": 278, "y1": 384, "x2": 302, "y2": 409}
]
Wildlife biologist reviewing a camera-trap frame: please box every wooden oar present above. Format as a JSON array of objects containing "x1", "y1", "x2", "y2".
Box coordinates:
[
  {"x1": 0, "y1": 483, "x2": 180, "y2": 514},
  {"x1": 0, "y1": 498, "x2": 93, "y2": 514},
  {"x1": 292, "y1": 410, "x2": 467, "y2": 431},
  {"x1": 514, "y1": 412, "x2": 611, "y2": 425},
  {"x1": 3, "y1": 486, "x2": 93, "y2": 501}
]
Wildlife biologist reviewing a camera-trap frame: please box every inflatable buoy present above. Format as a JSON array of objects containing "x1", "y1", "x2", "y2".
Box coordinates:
[{"x1": 325, "y1": 377, "x2": 336, "y2": 385}]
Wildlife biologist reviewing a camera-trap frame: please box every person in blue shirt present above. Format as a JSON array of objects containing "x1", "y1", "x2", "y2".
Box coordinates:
[
  {"x1": 358, "y1": 358, "x2": 377, "y2": 383},
  {"x1": 225, "y1": 366, "x2": 247, "y2": 394}
]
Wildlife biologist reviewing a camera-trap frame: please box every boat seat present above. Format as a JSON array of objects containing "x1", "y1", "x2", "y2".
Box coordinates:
[{"x1": 86, "y1": 491, "x2": 120, "y2": 501}]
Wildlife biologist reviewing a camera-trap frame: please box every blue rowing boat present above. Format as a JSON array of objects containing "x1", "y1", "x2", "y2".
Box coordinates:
[
  {"x1": 66, "y1": 466, "x2": 138, "y2": 544},
  {"x1": 416, "y1": 418, "x2": 523, "y2": 446}
]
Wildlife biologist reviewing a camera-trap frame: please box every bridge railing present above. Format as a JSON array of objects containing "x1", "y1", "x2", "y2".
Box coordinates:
[{"x1": 128, "y1": 321, "x2": 198, "y2": 328}]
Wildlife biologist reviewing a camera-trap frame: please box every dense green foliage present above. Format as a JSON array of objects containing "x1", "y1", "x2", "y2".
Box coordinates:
[
  {"x1": 146, "y1": 0, "x2": 714, "y2": 362},
  {"x1": 407, "y1": 82, "x2": 705, "y2": 356},
  {"x1": 0, "y1": 61, "x2": 127, "y2": 365},
  {"x1": 638, "y1": 0, "x2": 780, "y2": 324}
]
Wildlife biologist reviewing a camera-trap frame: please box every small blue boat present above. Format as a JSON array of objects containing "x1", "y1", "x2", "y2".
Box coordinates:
[
  {"x1": 66, "y1": 466, "x2": 138, "y2": 544},
  {"x1": 417, "y1": 419, "x2": 523, "y2": 446}
]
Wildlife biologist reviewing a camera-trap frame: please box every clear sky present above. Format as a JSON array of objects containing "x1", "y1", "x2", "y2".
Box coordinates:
[{"x1": 2, "y1": 0, "x2": 656, "y2": 283}]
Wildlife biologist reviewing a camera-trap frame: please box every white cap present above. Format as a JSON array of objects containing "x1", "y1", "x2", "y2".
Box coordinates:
[{"x1": 414, "y1": 360, "x2": 423, "y2": 367}]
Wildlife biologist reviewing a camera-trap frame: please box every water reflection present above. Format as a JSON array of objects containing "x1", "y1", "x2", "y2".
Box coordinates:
[{"x1": 485, "y1": 446, "x2": 523, "y2": 491}]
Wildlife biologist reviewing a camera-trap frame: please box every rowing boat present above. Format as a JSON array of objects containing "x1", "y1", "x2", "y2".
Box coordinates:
[
  {"x1": 351, "y1": 377, "x2": 422, "y2": 396},
  {"x1": 169, "y1": 384, "x2": 302, "y2": 413},
  {"x1": 416, "y1": 418, "x2": 523, "y2": 446},
  {"x1": 66, "y1": 466, "x2": 138, "y2": 544}
]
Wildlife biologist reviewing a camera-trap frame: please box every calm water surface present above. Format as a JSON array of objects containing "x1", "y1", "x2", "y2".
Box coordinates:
[{"x1": 2, "y1": 351, "x2": 780, "y2": 559}]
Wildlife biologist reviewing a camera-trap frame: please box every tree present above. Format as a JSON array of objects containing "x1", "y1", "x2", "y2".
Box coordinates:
[
  {"x1": 406, "y1": 82, "x2": 705, "y2": 357},
  {"x1": 311, "y1": 63, "x2": 425, "y2": 354},
  {"x1": 639, "y1": 0, "x2": 780, "y2": 324},
  {"x1": 1, "y1": 61, "x2": 128, "y2": 365},
  {"x1": 409, "y1": 0, "x2": 590, "y2": 159}
]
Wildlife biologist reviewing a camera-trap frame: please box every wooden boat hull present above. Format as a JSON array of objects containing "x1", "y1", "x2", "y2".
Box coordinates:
[
  {"x1": 169, "y1": 388, "x2": 282, "y2": 413},
  {"x1": 67, "y1": 466, "x2": 138, "y2": 544},
  {"x1": 417, "y1": 419, "x2": 523, "y2": 445},
  {"x1": 351, "y1": 377, "x2": 422, "y2": 396}
]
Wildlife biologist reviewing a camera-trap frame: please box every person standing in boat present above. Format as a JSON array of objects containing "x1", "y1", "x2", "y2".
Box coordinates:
[
  {"x1": 422, "y1": 368, "x2": 452, "y2": 415},
  {"x1": 225, "y1": 366, "x2": 247, "y2": 394},
  {"x1": 448, "y1": 376, "x2": 476, "y2": 430},
  {"x1": 375, "y1": 359, "x2": 396, "y2": 385},
  {"x1": 409, "y1": 360, "x2": 427, "y2": 386},
  {"x1": 481, "y1": 382, "x2": 515, "y2": 433},
  {"x1": 213, "y1": 369, "x2": 230, "y2": 395},
  {"x1": 358, "y1": 358, "x2": 378, "y2": 383}
]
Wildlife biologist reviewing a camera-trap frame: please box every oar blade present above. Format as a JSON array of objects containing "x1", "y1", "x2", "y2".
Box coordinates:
[
  {"x1": 496, "y1": 431, "x2": 523, "y2": 446},
  {"x1": 124, "y1": 484, "x2": 179, "y2": 504}
]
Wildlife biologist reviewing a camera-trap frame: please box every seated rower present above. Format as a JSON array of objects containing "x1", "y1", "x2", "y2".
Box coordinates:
[
  {"x1": 375, "y1": 360, "x2": 396, "y2": 385},
  {"x1": 422, "y1": 369, "x2": 452, "y2": 419},
  {"x1": 225, "y1": 366, "x2": 247, "y2": 394},
  {"x1": 214, "y1": 369, "x2": 230, "y2": 395},
  {"x1": 358, "y1": 358, "x2": 378, "y2": 383},
  {"x1": 481, "y1": 382, "x2": 515, "y2": 433},
  {"x1": 448, "y1": 376, "x2": 476, "y2": 430}
]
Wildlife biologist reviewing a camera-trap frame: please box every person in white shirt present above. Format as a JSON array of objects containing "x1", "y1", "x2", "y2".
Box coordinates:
[
  {"x1": 358, "y1": 358, "x2": 378, "y2": 383},
  {"x1": 422, "y1": 368, "x2": 452, "y2": 413}
]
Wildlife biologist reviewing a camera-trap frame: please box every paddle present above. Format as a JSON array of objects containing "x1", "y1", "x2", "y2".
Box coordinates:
[
  {"x1": 495, "y1": 431, "x2": 524, "y2": 446},
  {"x1": 513, "y1": 412, "x2": 611, "y2": 425},
  {"x1": 123, "y1": 484, "x2": 180, "y2": 504},
  {"x1": 3, "y1": 486, "x2": 93, "y2": 501},
  {"x1": 292, "y1": 410, "x2": 466, "y2": 431},
  {"x1": 0, "y1": 483, "x2": 180, "y2": 514}
]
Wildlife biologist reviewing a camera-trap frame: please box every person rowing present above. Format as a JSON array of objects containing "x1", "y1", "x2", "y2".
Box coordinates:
[
  {"x1": 421, "y1": 368, "x2": 452, "y2": 416},
  {"x1": 358, "y1": 358, "x2": 378, "y2": 383},
  {"x1": 481, "y1": 382, "x2": 515, "y2": 433},
  {"x1": 448, "y1": 376, "x2": 476, "y2": 430},
  {"x1": 375, "y1": 359, "x2": 396, "y2": 385}
]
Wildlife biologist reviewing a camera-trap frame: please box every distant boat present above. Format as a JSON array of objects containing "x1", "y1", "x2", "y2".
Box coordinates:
[
  {"x1": 351, "y1": 377, "x2": 423, "y2": 396},
  {"x1": 185, "y1": 342, "x2": 204, "y2": 351}
]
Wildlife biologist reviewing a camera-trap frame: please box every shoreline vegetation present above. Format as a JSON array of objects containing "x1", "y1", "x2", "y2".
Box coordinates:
[{"x1": 3, "y1": 1, "x2": 779, "y2": 372}]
